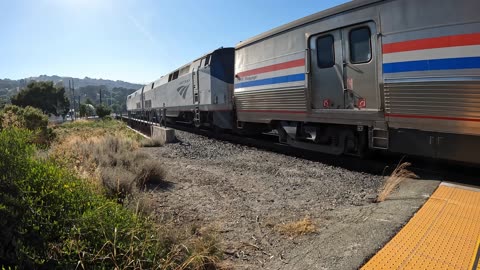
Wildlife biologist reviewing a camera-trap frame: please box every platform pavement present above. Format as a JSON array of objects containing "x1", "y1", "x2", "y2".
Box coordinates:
[{"x1": 362, "y1": 182, "x2": 480, "y2": 270}]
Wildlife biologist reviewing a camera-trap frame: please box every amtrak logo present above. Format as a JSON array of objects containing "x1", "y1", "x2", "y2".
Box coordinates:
[{"x1": 176, "y1": 85, "x2": 189, "y2": 99}]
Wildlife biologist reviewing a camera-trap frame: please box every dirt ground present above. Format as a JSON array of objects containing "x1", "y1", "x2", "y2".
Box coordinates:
[{"x1": 142, "y1": 130, "x2": 440, "y2": 270}]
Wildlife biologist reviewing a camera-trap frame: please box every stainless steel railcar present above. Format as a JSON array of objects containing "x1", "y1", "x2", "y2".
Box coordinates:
[
  {"x1": 234, "y1": 0, "x2": 480, "y2": 163},
  {"x1": 127, "y1": 47, "x2": 235, "y2": 129}
]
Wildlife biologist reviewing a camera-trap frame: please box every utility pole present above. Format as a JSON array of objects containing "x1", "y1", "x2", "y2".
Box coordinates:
[
  {"x1": 72, "y1": 79, "x2": 75, "y2": 121},
  {"x1": 78, "y1": 95, "x2": 81, "y2": 118},
  {"x1": 69, "y1": 80, "x2": 73, "y2": 121},
  {"x1": 99, "y1": 88, "x2": 103, "y2": 105}
]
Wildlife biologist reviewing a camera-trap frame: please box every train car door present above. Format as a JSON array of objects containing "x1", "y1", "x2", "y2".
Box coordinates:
[
  {"x1": 309, "y1": 22, "x2": 378, "y2": 110},
  {"x1": 309, "y1": 30, "x2": 344, "y2": 109},
  {"x1": 342, "y1": 22, "x2": 378, "y2": 110}
]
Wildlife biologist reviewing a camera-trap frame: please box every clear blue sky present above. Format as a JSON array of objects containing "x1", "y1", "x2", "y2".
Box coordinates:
[{"x1": 0, "y1": 0, "x2": 349, "y2": 84}]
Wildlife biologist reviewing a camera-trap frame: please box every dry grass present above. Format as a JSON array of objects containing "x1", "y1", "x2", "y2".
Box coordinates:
[
  {"x1": 54, "y1": 119, "x2": 144, "y2": 142},
  {"x1": 135, "y1": 159, "x2": 167, "y2": 187},
  {"x1": 152, "y1": 223, "x2": 223, "y2": 270},
  {"x1": 142, "y1": 135, "x2": 166, "y2": 147},
  {"x1": 100, "y1": 167, "x2": 137, "y2": 200},
  {"x1": 129, "y1": 194, "x2": 157, "y2": 216},
  {"x1": 275, "y1": 217, "x2": 316, "y2": 238},
  {"x1": 50, "y1": 120, "x2": 168, "y2": 201},
  {"x1": 376, "y1": 162, "x2": 418, "y2": 202}
]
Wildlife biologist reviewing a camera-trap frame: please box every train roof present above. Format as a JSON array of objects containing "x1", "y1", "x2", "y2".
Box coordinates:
[
  {"x1": 235, "y1": 0, "x2": 383, "y2": 49},
  {"x1": 140, "y1": 47, "x2": 234, "y2": 90},
  {"x1": 128, "y1": 87, "x2": 143, "y2": 98}
]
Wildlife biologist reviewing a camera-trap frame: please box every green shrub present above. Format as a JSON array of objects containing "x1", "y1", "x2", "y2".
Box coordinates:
[
  {"x1": 95, "y1": 105, "x2": 112, "y2": 119},
  {"x1": 0, "y1": 105, "x2": 53, "y2": 145},
  {"x1": 0, "y1": 128, "x2": 177, "y2": 268},
  {"x1": 0, "y1": 128, "x2": 34, "y2": 266}
]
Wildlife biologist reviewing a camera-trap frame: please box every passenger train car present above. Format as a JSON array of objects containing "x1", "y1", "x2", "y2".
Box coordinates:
[{"x1": 127, "y1": 0, "x2": 480, "y2": 164}]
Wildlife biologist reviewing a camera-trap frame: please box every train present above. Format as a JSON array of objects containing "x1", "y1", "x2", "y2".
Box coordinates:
[{"x1": 127, "y1": 0, "x2": 480, "y2": 164}]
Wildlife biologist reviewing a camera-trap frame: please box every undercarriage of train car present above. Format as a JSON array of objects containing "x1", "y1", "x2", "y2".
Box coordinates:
[
  {"x1": 275, "y1": 121, "x2": 369, "y2": 157},
  {"x1": 237, "y1": 119, "x2": 369, "y2": 157}
]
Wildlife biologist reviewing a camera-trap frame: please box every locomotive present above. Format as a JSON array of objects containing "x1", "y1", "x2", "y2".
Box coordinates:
[{"x1": 127, "y1": 0, "x2": 480, "y2": 164}]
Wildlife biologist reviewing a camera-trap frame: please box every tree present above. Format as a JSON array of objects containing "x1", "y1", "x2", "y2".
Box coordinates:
[
  {"x1": 80, "y1": 103, "x2": 95, "y2": 117},
  {"x1": 111, "y1": 104, "x2": 120, "y2": 114},
  {"x1": 95, "y1": 105, "x2": 112, "y2": 118},
  {"x1": 0, "y1": 96, "x2": 7, "y2": 110},
  {"x1": 79, "y1": 104, "x2": 87, "y2": 117},
  {"x1": 11, "y1": 81, "x2": 70, "y2": 116}
]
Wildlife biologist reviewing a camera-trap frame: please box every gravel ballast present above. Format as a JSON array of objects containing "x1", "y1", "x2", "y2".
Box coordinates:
[{"x1": 142, "y1": 130, "x2": 439, "y2": 270}]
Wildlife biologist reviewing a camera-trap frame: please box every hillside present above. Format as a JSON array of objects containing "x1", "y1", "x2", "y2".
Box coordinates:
[
  {"x1": 0, "y1": 75, "x2": 143, "y2": 112},
  {"x1": 0, "y1": 75, "x2": 142, "y2": 98}
]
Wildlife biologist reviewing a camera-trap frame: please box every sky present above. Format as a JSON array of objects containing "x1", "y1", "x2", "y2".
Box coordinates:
[{"x1": 0, "y1": 0, "x2": 350, "y2": 84}]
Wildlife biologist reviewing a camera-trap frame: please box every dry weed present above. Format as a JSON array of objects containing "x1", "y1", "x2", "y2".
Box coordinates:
[
  {"x1": 142, "y1": 135, "x2": 166, "y2": 147},
  {"x1": 376, "y1": 162, "x2": 418, "y2": 202},
  {"x1": 135, "y1": 159, "x2": 167, "y2": 188},
  {"x1": 182, "y1": 234, "x2": 222, "y2": 270},
  {"x1": 153, "y1": 223, "x2": 223, "y2": 270},
  {"x1": 129, "y1": 194, "x2": 156, "y2": 216},
  {"x1": 100, "y1": 167, "x2": 137, "y2": 201},
  {"x1": 51, "y1": 130, "x2": 168, "y2": 201},
  {"x1": 275, "y1": 217, "x2": 316, "y2": 238}
]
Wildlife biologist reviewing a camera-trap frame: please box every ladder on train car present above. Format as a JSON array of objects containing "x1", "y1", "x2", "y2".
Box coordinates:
[
  {"x1": 193, "y1": 107, "x2": 201, "y2": 127},
  {"x1": 371, "y1": 127, "x2": 389, "y2": 150},
  {"x1": 192, "y1": 68, "x2": 201, "y2": 127}
]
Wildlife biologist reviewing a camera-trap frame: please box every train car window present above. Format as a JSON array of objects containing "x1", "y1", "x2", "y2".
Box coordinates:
[
  {"x1": 349, "y1": 27, "x2": 371, "y2": 64},
  {"x1": 168, "y1": 74, "x2": 173, "y2": 82},
  {"x1": 204, "y1": 54, "x2": 211, "y2": 66},
  {"x1": 145, "y1": 100, "x2": 152, "y2": 108},
  {"x1": 172, "y1": 70, "x2": 179, "y2": 80},
  {"x1": 151, "y1": 82, "x2": 155, "y2": 89},
  {"x1": 316, "y1": 35, "x2": 335, "y2": 68}
]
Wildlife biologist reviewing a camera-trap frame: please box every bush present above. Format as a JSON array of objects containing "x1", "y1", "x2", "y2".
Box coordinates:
[
  {"x1": 93, "y1": 138, "x2": 167, "y2": 200},
  {"x1": 0, "y1": 128, "x2": 34, "y2": 266},
  {"x1": 135, "y1": 159, "x2": 168, "y2": 187},
  {"x1": 0, "y1": 128, "x2": 188, "y2": 268},
  {"x1": 56, "y1": 134, "x2": 168, "y2": 201},
  {"x1": 101, "y1": 167, "x2": 137, "y2": 201},
  {"x1": 96, "y1": 104, "x2": 112, "y2": 118},
  {"x1": 0, "y1": 105, "x2": 54, "y2": 145}
]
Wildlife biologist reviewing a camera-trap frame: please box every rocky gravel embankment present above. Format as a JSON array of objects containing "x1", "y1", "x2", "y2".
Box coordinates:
[{"x1": 142, "y1": 130, "x2": 438, "y2": 270}]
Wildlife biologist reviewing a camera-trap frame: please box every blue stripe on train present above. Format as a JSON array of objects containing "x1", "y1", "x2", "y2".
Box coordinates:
[
  {"x1": 235, "y1": 73, "x2": 305, "y2": 88},
  {"x1": 384, "y1": 56, "x2": 480, "y2": 73}
]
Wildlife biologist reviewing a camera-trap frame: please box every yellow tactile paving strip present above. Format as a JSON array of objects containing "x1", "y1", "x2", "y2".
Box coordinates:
[{"x1": 362, "y1": 184, "x2": 480, "y2": 270}]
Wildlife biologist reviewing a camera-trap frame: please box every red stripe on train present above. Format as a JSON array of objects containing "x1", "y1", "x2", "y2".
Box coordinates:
[
  {"x1": 386, "y1": 113, "x2": 480, "y2": 122},
  {"x1": 236, "y1": 59, "x2": 305, "y2": 78},
  {"x1": 238, "y1": 109, "x2": 307, "y2": 114},
  {"x1": 383, "y1": 33, "x2": 480, "y2": 54}
]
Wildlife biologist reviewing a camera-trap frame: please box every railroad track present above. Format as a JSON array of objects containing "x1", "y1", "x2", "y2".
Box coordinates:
[{"x1": 121, "y1": 116, "x2": 479, "y2": 185}]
